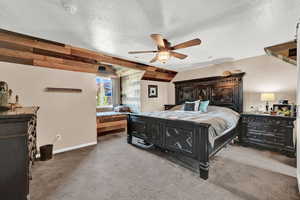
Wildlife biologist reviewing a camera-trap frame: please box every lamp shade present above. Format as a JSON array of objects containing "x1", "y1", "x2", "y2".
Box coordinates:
[{"x1": 261, "y1": 93, "x2": 275, "y2": 101}]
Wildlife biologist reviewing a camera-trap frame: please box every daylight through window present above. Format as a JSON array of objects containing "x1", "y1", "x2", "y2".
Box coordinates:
[{"x1": 96, "y1": 77, "x2": 113, "y2": 107}]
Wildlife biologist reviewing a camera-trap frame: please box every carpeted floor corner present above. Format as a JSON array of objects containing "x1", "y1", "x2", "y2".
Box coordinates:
[{"x1": 30, "y1": 132, "x2": 299, "y2": 200}]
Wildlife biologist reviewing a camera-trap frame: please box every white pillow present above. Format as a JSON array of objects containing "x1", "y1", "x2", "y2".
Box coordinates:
[{"x1": 194, "y1": 100, "x2": 200, "y2": 111}]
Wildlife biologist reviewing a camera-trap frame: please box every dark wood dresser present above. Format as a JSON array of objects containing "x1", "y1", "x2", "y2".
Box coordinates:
[
  {"x1": 240, "y1": 113, "x2": 296, "y2": 157},
  {"x1": 0, "y1": 107, "x2": 38, "y2": 200}
]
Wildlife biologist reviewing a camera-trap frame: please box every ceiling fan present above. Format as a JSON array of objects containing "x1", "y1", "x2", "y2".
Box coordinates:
[{"x1": 128, "y1": 34, "x2": 201, "y2": 63}]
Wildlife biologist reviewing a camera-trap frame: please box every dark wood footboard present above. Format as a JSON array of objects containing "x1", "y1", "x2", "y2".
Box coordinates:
[
  {"x1": 127, "y1": 114, "x2": 213, "y2": 179},
  {"x1": 127, "y1": 114, "x2": 239, "y2": 180}
]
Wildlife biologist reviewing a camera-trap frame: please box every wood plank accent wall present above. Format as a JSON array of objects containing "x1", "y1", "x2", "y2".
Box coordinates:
[
  {"x1": 0, "y1": 29, "x2": 177, "y2": 82},
  {"x1": 264, "y1": 41, "x2": 297, "y2": 66}
]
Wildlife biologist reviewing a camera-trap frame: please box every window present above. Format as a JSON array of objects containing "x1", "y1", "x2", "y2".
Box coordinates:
[{"x1": 96, "y1": 77, "x2": 113, "y2": 107}]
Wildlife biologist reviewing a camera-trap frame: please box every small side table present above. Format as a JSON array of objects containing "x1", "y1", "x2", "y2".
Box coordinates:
[{"x1": 164, "y1": 104, "x2": 176, "y2": 110}]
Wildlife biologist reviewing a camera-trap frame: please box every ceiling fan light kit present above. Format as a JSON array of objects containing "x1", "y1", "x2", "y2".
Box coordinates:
[
  {"x1": 128, "y1": 34, "x2": 201, "y2": 63},
  {"x1": 157, "y1": 51, "x2": 170, "y2": 63}
]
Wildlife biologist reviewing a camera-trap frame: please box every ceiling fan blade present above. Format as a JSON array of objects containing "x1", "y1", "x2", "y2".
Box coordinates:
[
  {"x1": 171, "y1": 38, "x2": 201, "y2": 50},
  {"x1": 128, "y1": 50, "x2": 157, "y2": 54},
  {"x1": 171, "y1": 52, "x2": 188, "y2": 59},
  {"x1": 149, "y1": 55, "x2": 159, "y2": 63},
  {"x1": 150, "y1": 34, "x2": 165, "y2": 48}
]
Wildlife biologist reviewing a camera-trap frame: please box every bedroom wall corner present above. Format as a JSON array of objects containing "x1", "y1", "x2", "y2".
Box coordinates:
[
  {"x1": 120, "y1": 71, "x2": 144, "y2": 112},
  {"x1": 0, "y1": 62, "x2": 97, "y2": 152},
  {"x1": 140, "y1": 80, "x2": 170, "y2": 112},
  {"x1": 297, "y1": 29, "x2": 300, "y2": 192}
]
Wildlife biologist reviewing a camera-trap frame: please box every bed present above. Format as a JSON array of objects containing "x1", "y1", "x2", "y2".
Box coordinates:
[{"x1": 127, "y1": 73, "x2": 245, "y2": 180}]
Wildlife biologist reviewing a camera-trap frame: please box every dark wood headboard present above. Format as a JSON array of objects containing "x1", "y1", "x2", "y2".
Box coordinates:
[{"x1": 174, "y1": 72, "x2": 245, "y2": 113}]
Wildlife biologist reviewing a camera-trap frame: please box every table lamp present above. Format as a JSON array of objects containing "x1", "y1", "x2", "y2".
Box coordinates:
[{"x1": 261, "y1": 93, "x2": 275, "y2": 112}]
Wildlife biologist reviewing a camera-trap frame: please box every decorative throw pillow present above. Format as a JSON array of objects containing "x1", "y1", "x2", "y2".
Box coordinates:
[
  {"x1": 199, "y1": 100, "x2": 210, "y2": 112},
  {"x1": 184, "y1": 102, "x2": 195, "y2": 111},
  {"x1": 194, "y1": 100, "x2": 201, "y2": 111}
]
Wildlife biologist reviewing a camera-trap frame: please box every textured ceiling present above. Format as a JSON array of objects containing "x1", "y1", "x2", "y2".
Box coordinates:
[{"x1": 0, "y1": 0, "x2": 300, "y2": 71}]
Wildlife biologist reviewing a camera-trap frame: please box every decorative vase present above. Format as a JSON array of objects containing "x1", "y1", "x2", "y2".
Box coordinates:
[{"x1": 0, "y1": 81, "x2": 10, "y2": 111}]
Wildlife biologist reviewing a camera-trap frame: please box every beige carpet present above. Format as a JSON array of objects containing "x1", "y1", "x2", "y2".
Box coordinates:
[{"x1": 30, "y1": 132, "x2": 299, "y2": 200}]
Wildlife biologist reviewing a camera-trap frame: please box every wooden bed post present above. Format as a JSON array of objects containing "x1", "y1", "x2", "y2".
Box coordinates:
[
  {"x1": 127, "y1": 115, "x2": 132, "y2": 144},
  {"x1": 198, "y1": 126, "x2": 210, "y2": 180}
]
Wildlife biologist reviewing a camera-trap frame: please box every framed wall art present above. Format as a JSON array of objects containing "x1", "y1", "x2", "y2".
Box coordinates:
[{"x1": 148, "y1": 85, "x2": 158, "y2": 98}]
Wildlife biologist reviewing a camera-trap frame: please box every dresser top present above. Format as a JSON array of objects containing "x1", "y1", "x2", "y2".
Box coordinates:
[
  {"x1": 0, "y1": 107, "x2": 39, "y2": 119},
  {"x1": 242, "y1": 112, "x2": 296, "y2": 120}
]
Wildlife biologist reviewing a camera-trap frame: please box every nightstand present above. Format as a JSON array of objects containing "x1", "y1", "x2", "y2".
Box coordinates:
[
  {"x1": 164, "y1": 104, "x2": 176, "y2": 110},
  {"x1": 239, "y1": 113, "x2": 296, "y2": 157}
]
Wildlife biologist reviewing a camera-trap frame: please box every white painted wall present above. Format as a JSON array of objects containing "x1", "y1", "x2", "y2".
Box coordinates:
[
  {"x1": 0, "y1": 62, "x2": 97, "y2": 152},
  {"x1": 168, "y1": 55, "x2": 297, "y2": 111},
  {"x1": 139, "y1": 55, "x2": 297, "y2": 112},
  {"x1": 140, "y1": 80, "x2": 169, "y2": 112},
  {"x1": 297, "y1": 29, "x2": 300, "y2": 192},
  {"x1": 121, "y1": 71, "x2": 144, "y2": 113}
]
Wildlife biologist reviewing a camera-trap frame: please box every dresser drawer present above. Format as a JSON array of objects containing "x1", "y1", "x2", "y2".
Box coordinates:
[
  {"x1": 243, "y1": 116, "x2": 294, "y2": 127},
  {"x1": 247, "y1": 131, "x2": 285, "y2": 146},
  {"x1": 247, "y1": 124, "x2": 289, "y2": 137},
  {"x1": 0, "y1": 121, "x2": 28, "y2": 138}
]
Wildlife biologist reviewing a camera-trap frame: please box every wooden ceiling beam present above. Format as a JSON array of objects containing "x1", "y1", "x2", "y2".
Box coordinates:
[
  {"x1": 265, "y1": 49, "x2": 297, "y2": 65},
  {"x1": 265, "y1": 41, "x2": 297, "y2": 66},
  {"x1": 0, "y1": 30, "x2": 70, "y2": 54},
  {"x1": 33, "y1": 48, "x2": 98, "y2": 64},
  {"x1": 0, "y1": 28, "x2": 177, "y2": 81},
  {"x1": 265, "y1": 41, "x2": 296, "y2": 52},
  {"x1": 142, "y1": 71, "x2": 174, "y2": 81},
  {"x1": 70, "y1": 46, "x2": 159, "y2": 72},
  {"x1": 0, "y1": 47, "x2": 99, "y2": 72},
  {"x1": 0, "y1": 55, "x2": 33, "y2": 65},
  {"x1": 33, "y1": 60, "x2": 98, "y2": 73}
]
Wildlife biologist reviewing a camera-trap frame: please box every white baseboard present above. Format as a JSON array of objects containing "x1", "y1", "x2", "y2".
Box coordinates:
[
  {"x1": 53, "y1": 141, "x2": 97, "y2": 154},
  {"x1": 36, "y1": 141, "x2": 97, "y2": 158}
]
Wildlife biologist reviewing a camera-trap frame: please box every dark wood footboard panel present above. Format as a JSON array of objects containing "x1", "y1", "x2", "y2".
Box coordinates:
[{"x1": 127, "y1": 114, "x2": 212, "y2": 179}]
